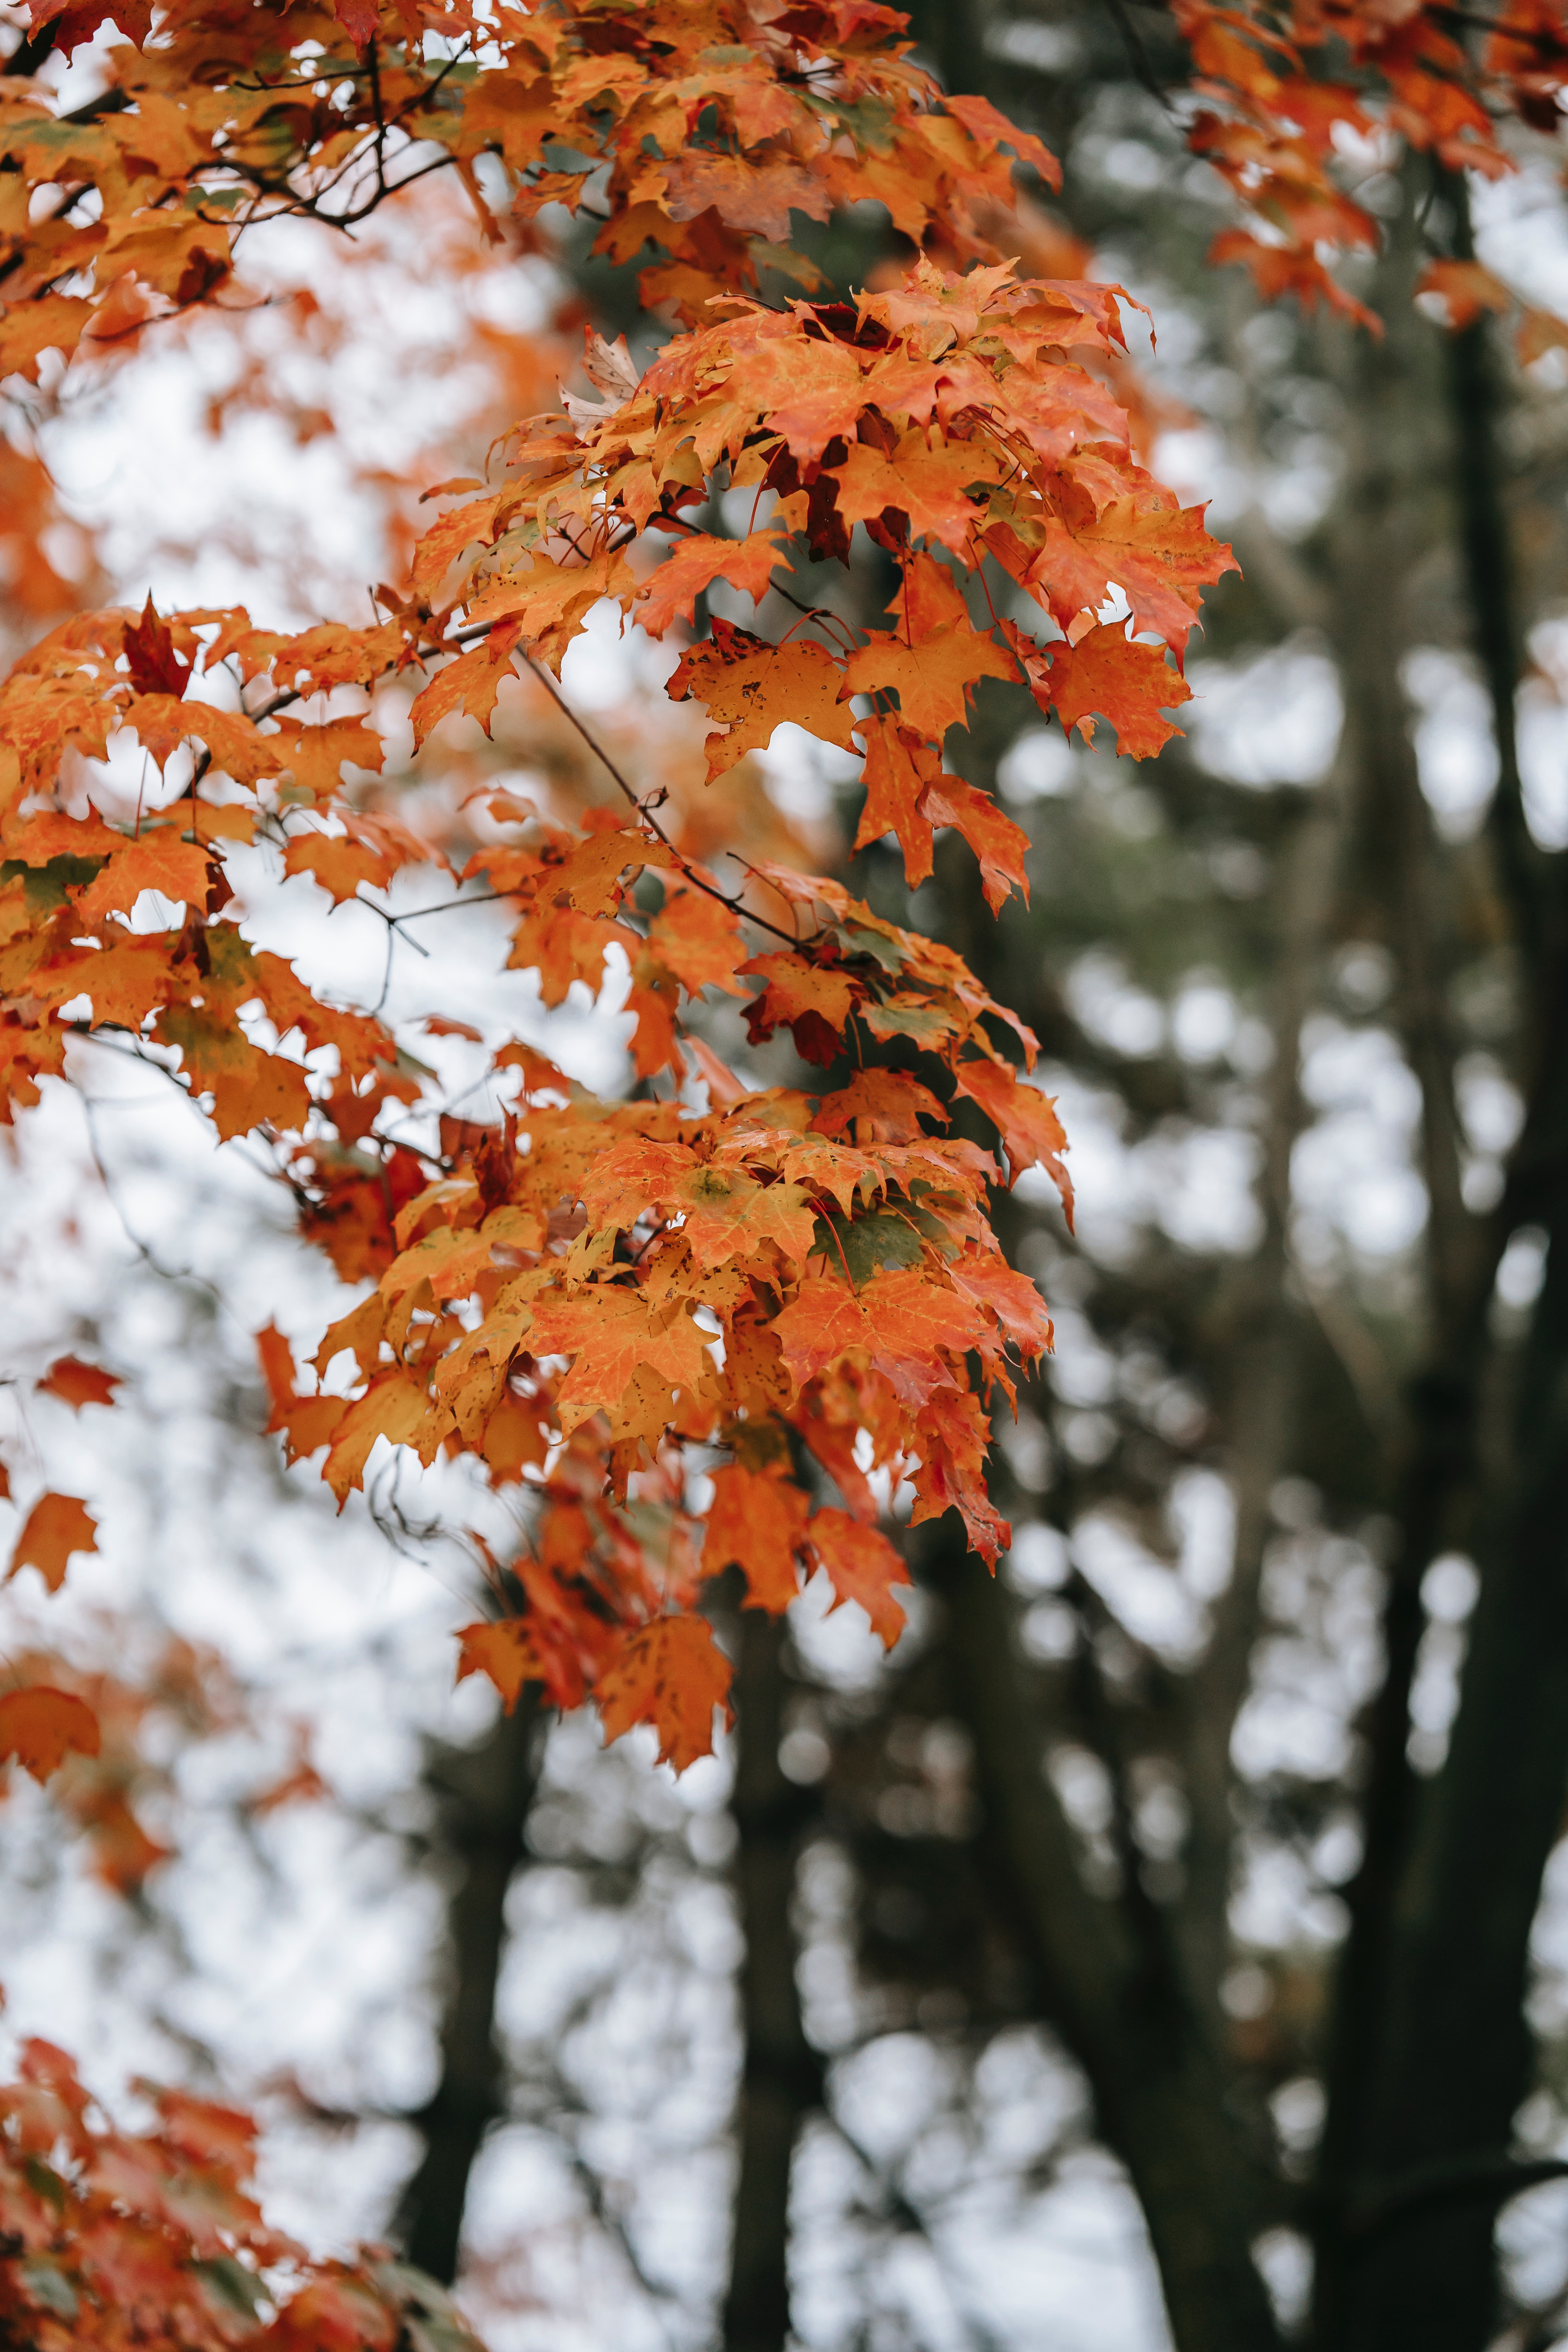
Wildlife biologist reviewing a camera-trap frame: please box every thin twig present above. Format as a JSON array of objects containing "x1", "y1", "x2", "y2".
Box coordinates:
[{"x1": 517, "y1": 650, "x2": 802, "y2": 947}]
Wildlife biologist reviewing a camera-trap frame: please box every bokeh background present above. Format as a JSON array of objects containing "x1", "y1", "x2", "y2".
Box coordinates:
[{"x1": 6, "y1": 4, "x2": 1568, "y2": 2347}]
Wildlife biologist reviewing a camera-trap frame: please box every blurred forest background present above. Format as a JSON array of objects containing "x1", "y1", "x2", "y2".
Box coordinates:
[{"x1": 7, "y1": 2, "x2": 1568, "y2": 2348}]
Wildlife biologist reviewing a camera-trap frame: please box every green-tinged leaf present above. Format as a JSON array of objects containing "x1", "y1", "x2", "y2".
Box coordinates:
[
  {"x1": 823, "y1": 920, "x2": 909, "y2": 972},
  {"x1": 370, "y1": 2259, "x2": 488, "y2": 2351},
  {"x1": 193, "y1": 2255, "x2": 268, "y2": 2319},
  {"x1": 24, "y1": 2155, "x2": 66, "y2": 2209},
  {"x1": 813, "y1": 1209, "x2": 926, "y2": 1287},
  {"x1": 862, "y1": 998, "x2": 959, "y2": 1045},
  {"x1": 19, "y1": 2256, "x2": 78, "y2": 2319},
  {"x1": 1, "y1": 853, "x2": 106, "y2": 913}
]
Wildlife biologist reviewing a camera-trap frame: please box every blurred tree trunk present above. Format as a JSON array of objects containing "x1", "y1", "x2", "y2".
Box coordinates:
[
  {"x1": 722, "y1": 1608, "x2": 822, "y2": 2352},
  {"x1": 926, "y1": 1526, "x2": 1286, "y2": 2352},
  {"x1": 396, "y1": 1691, "x2": 543, "y2": 2284},
  {"x1": 1314, "y1": 171, "x2": 1568, "y2": 2352}
]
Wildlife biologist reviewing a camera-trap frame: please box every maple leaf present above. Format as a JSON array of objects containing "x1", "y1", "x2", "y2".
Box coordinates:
[
  {"x1": 831, "y1": 434, "x2": 1001, "y2": 555},
  {"x1": 779, "y1": 1134, "x2": 881, "y2": 1213},
  {"x1": 910, "y1": 1388, "x2": 1011, "y2": 1566},
  {"x1": 855, "y1": 714, "x2": 943, "y2": 886},
  {"x1": 861, "y1": 1266, "x2": 991, "y2": 1405},
  {"x1": 467, "y1": 545, "x2": 636, "y2": 662},
  {"x1": 804, "y1": 1509, "x2": 910, "y2": 1648},
  {"x1": 952, "y1": 1057, "x2": 1073, "y2": 1221},
  {"x1": 670, "y1": 620, "x2": 859, "y2": 778},
  {"x1": 38, "y1": 1356, "x2": 120, "y2": 1409},
  {"x1": 8, "y1": 1493, "x2": 98, "y2": 1592},
  {"x1": 595, "y1": 1615, "x2": 735, "y2": 1771},
  {"x1": 548, "y1": 828, "x2": 678, "y2": 917},
  {"x1": 578, "y1": 1136, "x2": 695, "y2": 1232},
  {"x1": 455, "y1": 1619, "x2": 553, "y2": 1713},
  {"x1": 266, "y1": 2274, "x2": 399, "y2": 2352},
  {"x1": 844, "y1": 597, "x2": 1013, "y2": 742},
  {"x1": 676, "y1": 1164, "x2": 818, "y2": 1271},
  {"x1": 75, "y1": 830, "x2": 216, "y2": 925},
  {"x1": 685, "y1": 1034, "x2": 752, "y2": 1109},
  {"x1": 1031, "y1": 496, "x2": 1238, "y2": 655},
  {"x1": 647, "y1": 883, "x2": 748, "y2": 996},
  {"x1": 636, "y1": 528, "x2": 788, "y2": 636},
  {"x1": 947, "y1": 1253, "x2": 1055, "y2": 1363},
  {"x1": 321, "y1": 1369, "x2": 448, "y2": 1504},
  {"x1": 332, "y1": 0, "x2": 378, "y2": 43},
  {"x1": 742, "y1": 951, "x2": 858, "y2": 1063},
  {"x1": 660, "y1": 151, "x2": 833, "y2": 241},
  {"x1": 773, "y1": 1275, "x2": 875, "y2": 1391},
  {"x1": 155, "y1": 1007, "x2": 311, "y2": 1142},
  {"x1": 918, "y1": 776, "x2": 1031, "y2": 912},
  {"x1": 813, "y1": 1069, "x2": 946, "y2": 1144},
  {"x1": 1416, "y1": 256, "x2": 1512, "y2": 329},
  {"x1": 0, "y1": 294, "x2": 91, "y2": 379},
  {"x1": 1014, "y1": 621, "x2": 1193, "y2": 759},
  {"x1": 815, "y1": 1204, "x2": 924, "y2": 1287},
  {"x1": 528, "y1": 1287, "x2": 713, "y2": 1434},
  {"x1": 704, "y1": 1463, "x2": 809, "y2": 1613},
  {"x1": 1519, "y1": 307, "x2": 1568, "y2": 366},
  {"x1": 284, "y1": 832, "x2": 396, "y2": 906},
  {"x1": 409, "y1": 628, "x2": 521, "y2": 749},
  {"x1": 123, "y1": 595, "x2": 192, "y2": 699},
  {"x1": 0, "y1": 1686, "x2": 101, "y2": 1780}
]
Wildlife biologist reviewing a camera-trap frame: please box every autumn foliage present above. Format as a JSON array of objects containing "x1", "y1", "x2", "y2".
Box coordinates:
[
  {"x1": 0, "y1": 0, "x2": 1561, "y2": 1777},
  {"x1": 1170, "y1": 0, "x2": 1568, "y2": 336},
  {"x1": 0, "y1": 2036, "x2": 482, "y2": 2348}
]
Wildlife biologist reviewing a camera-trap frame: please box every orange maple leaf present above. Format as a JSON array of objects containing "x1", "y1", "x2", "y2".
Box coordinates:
[
  {"x1": 742, "y1": 951, "x2": 858, "y2": 1063},
  {"x1": 854, "y1": 714, "x2": 943, "y2": 886},
  {"x1": 1032, "y1": 496, "x2": 1237, "y2": 656},
  {"x1": 74, "y1": 831, "x2": 215, "y2": 926},
  {"x1": 266, "y1": 2274, "x2": 399, "y2": 2352},
  {"x1": 813, "y1": 1069, "x2": 946, "y2": 1144},
  {"x1": 0, "y1": 1686, "x2": 101, "y2": 1780},
  {"x1": 155, "y1": 1007, "x2": 311, "y2": 1142},
  {"x1": 528, "y1": 1286, "x2": 714, "y2": 1433},
  {"x1": 676, "y1": 1165, "x2": 818, "y2": 1272},
  {"x1": 1018, "y1": 621, "x2": 1193, "y2": 759},
  {"x1": 911, "y1": 1388, "x2": 1012, "y2": 1566},
  {"x1": 1416, "y1": 256, "x2": 1513, "y2": 329},
  {"x1": 947, "y1": 1252, "x2": 1055, "y2": 1363},
  {"x1": 37, "y1": 1356, "x2": 120, "y2": 1410},
  {"x1": 646, "y1": 882, "x2": 748, "y2": 996},
  {"x1": 8, "y1": 1493, "x2": 98, "y2": 1592},
  {"x1": 843, "y1": 614, "x2": 1013, "y2": 742},
  {"x1": 670, "y1": 620, "x2": 859, "y2": 778},
  {"x1": 595, "y1": 1615, "x2": 735, "y2": 1771},
  {"x1": 636, "y1": 527, "x2": 788, "y2": 636},
  {"x1": 918, "y1": 775, "x2": 1031, "y2": 912},
  {"x1": 773, "y1": 1275, "x2": 875, "y2": 1391},
  {"x1": 455, "y1": 1619, "x2": 554, "y2": 1713},
  {"x1": 548, "y1": 827, "x2": 679, "y2": 917},
  {"x1": 408, "y1": 628, "x2": 521, "y2": 749},
  {"x1": 829, "y1": 436, "x2": 998, "y2": 555},
  {"x1": 952, "y1": 1058, "x2": 1073, "y2": 1221},
  {"x1": 804, "y1": 1509, "x2": 911, "y2": 1648},
  {"x1": 704, "y1": 1463, "x2": 810, "y2": 1613}
]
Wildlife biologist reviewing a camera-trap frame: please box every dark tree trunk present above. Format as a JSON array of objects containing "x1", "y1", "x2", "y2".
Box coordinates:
[
  {"x1": 722, "y1": 1608, "x2": 822, "y2": 2352},
  {"x1": 927, "y1": 1530, "x2": 1285, "y2": 2352},
  {"x1": 1329, "y1": 1179, "x2": 1568, "y2": 2350},
  {"x1": 396, "y1": 1691, "x2": 543, "y2": 2285},
  {"x1": 1316, "y1": 165, "x2": 1568, "y2": 2352}
]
